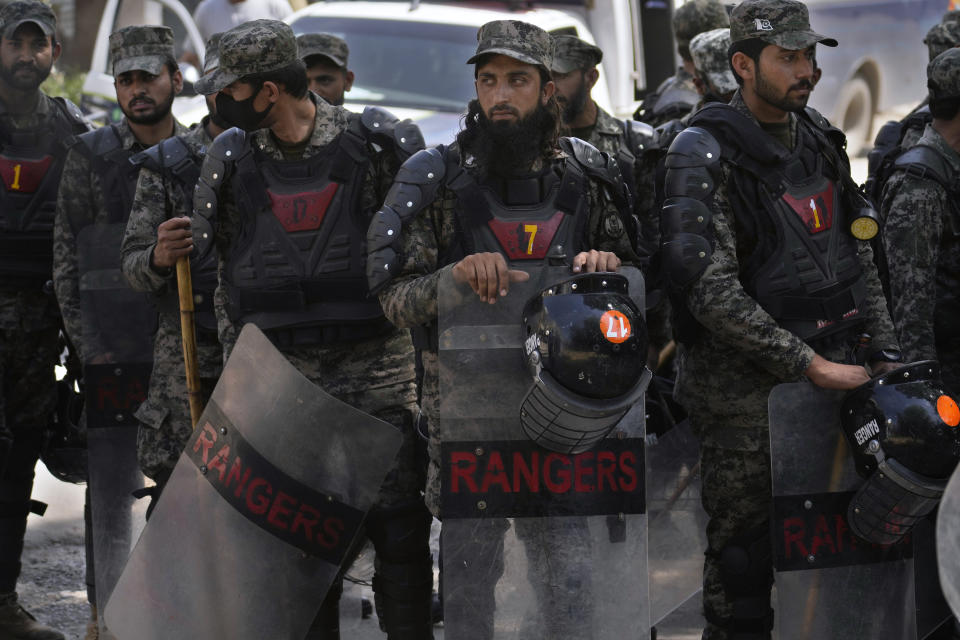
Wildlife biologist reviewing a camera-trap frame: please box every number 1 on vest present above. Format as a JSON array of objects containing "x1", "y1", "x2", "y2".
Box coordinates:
[{"x1": 10, "y1": 163, "x2": 21, "y2": 191}]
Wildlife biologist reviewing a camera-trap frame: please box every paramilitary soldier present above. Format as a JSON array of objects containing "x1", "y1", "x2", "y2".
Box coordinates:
[
  {"x1": 190, "y1": 20, "x2": 433, "y2": 639},
  {"x1": 659, "y1": 1, "x2": 901, "y2": 637},
  {"x1": 367, "y1": 18, "x2": 638, "y2": 527},
  {"x1": 120, "y1": 33, "x2": 227, "y2": 506},
  {"x1": 549, "y1": 34, "x2": 666, "y2": 359},
  {"x1": 0, "y1": 1, "x2": 87, "y2": 638},
  {"x1": 53, "y1": 25, "x2": 185, "y2": 634},
  {"x1": 881, "y1": 47, "x2": 960, "y2": 396},
  {"x1": 865, "y1": 13, "x2": 960, "y2": 205},
  {"x1": 635, "y1": 0, "x2": 729, "y2": 128},
  {"x1": 298, "y1": 32, "x2": 354, "y2": 106}
]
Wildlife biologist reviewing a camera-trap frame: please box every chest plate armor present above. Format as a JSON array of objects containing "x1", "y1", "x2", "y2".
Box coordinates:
[
  {"x1": 0, "y1": 102, "x2": 86, "y2": 288},
  {"x1": 224, "y1": 126, "x2": 387, "y2": 347},
  {"x1": 76, "y1": 125, "x2": 142, "y2": 225},
  {"x1": 445, "y1": 153, "x2": 587, "y2": 267},
  {"x1": 742, "y1": 124, "x2": 866, "y2": 341}
]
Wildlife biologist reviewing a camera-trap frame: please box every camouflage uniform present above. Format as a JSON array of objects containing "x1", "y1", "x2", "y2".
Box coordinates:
[
  {"x1": 120, "y1": 119, "x2": 223, "y2": 482},
  {"x1": 376, "y1": 21, "x2": 638, "y2": 518},
  {"x1": 195, "y1": 21, "x2": 430, "y2": 637},
  {"x1": 636, "y1": 0, "x2": 728, "y2": 128},
  {"x1": 0, "y1": 5, "x2": 89, "y2": 638},
  {"x1": 881, "y1": 49, "x2": 960, "y2": 394},
  {"x1": 662, "y1": 3, "x2": 898, "y2": 637}
]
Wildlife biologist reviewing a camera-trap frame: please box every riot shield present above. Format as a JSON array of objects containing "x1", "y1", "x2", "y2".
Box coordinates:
[
  {"x1": 77, "y1": 222, "x2": 155, "y2": 634},
  {"x1": 438, "y1": 266, "x2": 651, "y2": 639},
  {"x1": 103, "y1": 324, "x2": 403, "y2": 640},
  {"x1": 938, "y1": 464, "x2": 960, "y2": 618},
  {"x1": 769, "y1": 382, "x2": 916, "y2": 639},
  {"x1": 646, "y1": 419, "x2": 707, "y2": 625}
]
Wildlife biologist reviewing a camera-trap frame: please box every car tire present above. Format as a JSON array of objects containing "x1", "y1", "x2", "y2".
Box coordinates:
[{"x1": 835, "y1": 74, "x2": 873, "y2": 158}]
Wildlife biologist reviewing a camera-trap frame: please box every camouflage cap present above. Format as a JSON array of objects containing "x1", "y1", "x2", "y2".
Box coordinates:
[
  {"x1": 928, "y1": 47, "x2": 960, "y2": 100},
  {"x1": 297, "y1": 32, "x2": 349, "y2": 68},
  {"x1": 730, "y1": 0, "x2": 837, "y2": 49},
  {"x1": 202, "y1": 32, "x2": 223, "y2": 75},
  {"x1": 0, "y1": 0, "x2": 55, "y2": 39},
  {"x1": 110, "y1": 25, "x2": 175, "y2": 76},
  {"x1": 690, "y1": 28, "x2": 738, "y2": 95},
  {"x1": 942, "y1": 10, "x2": 960, "y2": 25},
  {"x1": 673, "y1": 0, "x2": 730, "y2": 48},
  {"x1": 925, "y1": 21, "x2": 960, "y2": 62},
  {"x1": 467, "y1": 20, "x2": 553, "y2": 71},
  {"x1": 195, "y1": 19, "x2": 298, "y2": 95},
  {"x1": 550, "y1": 35, "x2": 602, "y2": 74}
]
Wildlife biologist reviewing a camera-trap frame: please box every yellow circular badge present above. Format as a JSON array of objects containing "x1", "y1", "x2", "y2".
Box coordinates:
[{"x1": 850, "y1": 217, "x2": 879, "y2": 240}]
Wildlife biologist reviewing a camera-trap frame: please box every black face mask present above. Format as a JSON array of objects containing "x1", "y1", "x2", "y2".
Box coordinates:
[{"x1": 215, "y1": 87, "x2": 273, "y2": 131}]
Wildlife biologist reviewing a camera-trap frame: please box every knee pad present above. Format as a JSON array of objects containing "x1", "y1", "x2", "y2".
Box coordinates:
[
  {"x1": 716, "y1": 523, "x2": 774, "y2": 635},
  {"x1": 366, "y1": 501, "x2": 432, "y2": 564}
]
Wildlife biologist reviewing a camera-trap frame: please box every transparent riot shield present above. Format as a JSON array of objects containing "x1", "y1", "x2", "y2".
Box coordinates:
[
  {"x1": 77, "y1": 221, "x2": 155, "y2": 634},
  {"x1": 937, "y1": 464, "x2": 960, "y2": 618},
  {"x1": 646, "y1": 419, "x2": 707, "y2": 625},
  {"x1": 769, "y1": 382, "x2": 916, "y2": 639},
  {"x1": 103, "y1": 324, "x2": 403, "y2": 640},
  {"x1": 438, "y1": 266, "x2": 651, "y2": 639}
]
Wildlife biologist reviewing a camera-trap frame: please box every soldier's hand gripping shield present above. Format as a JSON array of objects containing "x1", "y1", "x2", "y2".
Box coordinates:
[
  {"x1": 768, "y1": 377, "x2": 959, "y2": 640},
  {"x1": 438, "y1": 266, "x2": 652, "y2": 639},
  {"x1": 77, "y1": 221, "x2": 156, "y2": 632},
  {"x1": 103, "y1": 325, "x2": 403, "y2": 640}
]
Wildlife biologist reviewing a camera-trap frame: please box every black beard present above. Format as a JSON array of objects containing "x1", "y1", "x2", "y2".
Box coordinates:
[
  {"x1": 123, "y1": 89, "x2": 176, "y2": 125},
  {"x1": 457, "y1": 98, "x2": 556, "y2": 178},
  {"x1": 755, "y1": 66, "x2": 813, "y2": 113},
  {"x1": 0, "y1": 60, "x2": 52, "y2": 92},
  {"x1": 559, "y1": 77, "x2": 589, "y2": 124}
]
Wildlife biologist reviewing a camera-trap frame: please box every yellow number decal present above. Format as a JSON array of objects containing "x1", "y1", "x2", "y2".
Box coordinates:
[
  {"x1": 524, "y1": 224, "x2": 538, "y2": 255},
  {"x1": 10, "y1": 164, "x2": 21, "y2": 190},
  {"x1": 809, "y1": 198, "x2": 821, "y2": 229}
]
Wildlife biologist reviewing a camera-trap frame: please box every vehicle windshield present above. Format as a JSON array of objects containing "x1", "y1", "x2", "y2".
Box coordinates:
[{"x1": 290, "y1": 17, "x2": 477, "y2": 112}]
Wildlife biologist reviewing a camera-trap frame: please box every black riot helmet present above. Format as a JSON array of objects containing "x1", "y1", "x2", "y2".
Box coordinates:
[
  {"x1": 520, "y1": 272, "x2": 651, "y2": 454},
  {"x1": 40, "y1": 377, "x2": 87, "y2": 484},
  {"x1": 841, "y1": 361, "x2": 960, "y2": 545}
]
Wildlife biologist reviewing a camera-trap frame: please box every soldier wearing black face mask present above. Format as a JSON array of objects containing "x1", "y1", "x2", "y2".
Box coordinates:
[{"x1": 191, "y1": 20, "x2": 433, "y2": 639}]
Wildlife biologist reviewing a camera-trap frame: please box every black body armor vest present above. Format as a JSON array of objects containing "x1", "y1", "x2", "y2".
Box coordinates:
[
  {"x1": 76, "y1": 124, "x2": 141, "y2": 225},
  {"x1": 223, "y1": 116, "x2": 390, "y2": 347},
  {"x1": 0, "y1": 98, "x2": 87, "y2": 289},
  {"x1": 133, "y1": 135, "x2": 218, "y2": 333},
  {"x1": 441, "y1": 147, "x2": 588, "y2": 266},
  {"x1": 689, "y1": 104, "x2": 868, "y2": 341}
]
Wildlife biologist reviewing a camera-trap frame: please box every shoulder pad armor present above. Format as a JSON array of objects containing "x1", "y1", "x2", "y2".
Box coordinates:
[
  {"x1": 654, "y1": 118, "x2": 687, "y2": 152},
  {"x1": 359, "y1": 106, "x2": 426, "y2": 161},
  {"x1": 803, "y1": 105, "x2": 848, "y2": 152},
  {"x1": 53, "y1": 97, "x2": 90, "y2": 131},
  {"x1": 664, "y1": 127, "x2": 721, "y2": 172},
  {"x1": 191, "y1": 127, "x2": 248, "y2": 260},
  {"x1": 561, "y1": 136, "x2": 606, "y2": 171},
  {"x1": 367, "y1": 146, "x2": 449, "y2": 292},
  {"x1": 77, "y1": 124, "x2": 122, "y2": 158},
  {"x1": 893, "y1": 144, "x2": 952, "y2": 188},
  {"x1": 560, "y1": 136, "x2": 632, "y2": 212},
  {"x1": 660, "y1": 126, "x2": 720, "y2": 287},
  {"x1": 623, "y1": 119, "x2": 656, "y2": 154},
  {"x1": 132, "y1": 135, "x2": 193, "y2": 172}
]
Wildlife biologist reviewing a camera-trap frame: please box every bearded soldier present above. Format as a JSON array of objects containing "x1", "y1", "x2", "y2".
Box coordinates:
[
  {"x1": 659, "y1": 1, "x2": 900, "y2": 637},
  {"x1": 0, "y1": 1, "x2": 88, "y2": 638},
  {"x1": 52, "y1": 25, "x2": 186, "y2": 634},
  {"x1": 190, "y1": 20, "x2": 433, "y2": 638},
  {"x1": 119, "y1": 34, "x2": 227, "y2": 509},
  {"x1": 54, "y1": 25, "x2": 186, "y2": 363},
  {"x1": 881, "y1": 48, "x2": 960, "y2": 396},
  {"x1": 298, "y1": 33, "x2": 354, "y2": 106},
  {"x1": 635, "y1": 0, "x2": 730, "y2": 128}
]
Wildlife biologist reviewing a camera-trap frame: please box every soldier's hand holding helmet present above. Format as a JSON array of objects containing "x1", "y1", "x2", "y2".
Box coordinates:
[{"x1": 572, "y1": 249, "x2": 621, "y2": 274}]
